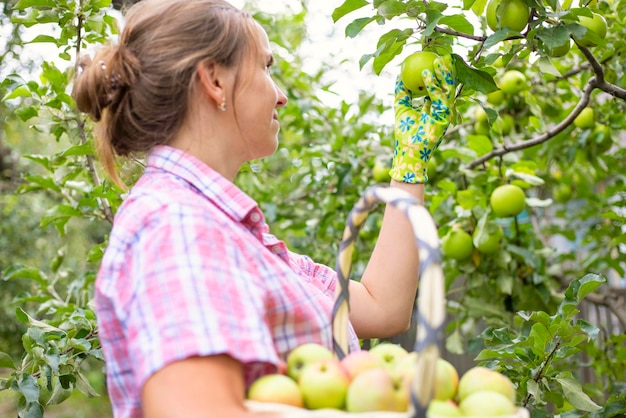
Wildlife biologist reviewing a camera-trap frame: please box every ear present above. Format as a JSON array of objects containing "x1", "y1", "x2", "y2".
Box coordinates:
[{"x1": 196, "y1": 61, "x2": 227, "y2": 107}]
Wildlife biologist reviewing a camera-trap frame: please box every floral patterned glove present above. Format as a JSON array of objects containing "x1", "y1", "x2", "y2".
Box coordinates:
[{"x1": 389, "y1": 54, "x2": 457, "y2": 183}]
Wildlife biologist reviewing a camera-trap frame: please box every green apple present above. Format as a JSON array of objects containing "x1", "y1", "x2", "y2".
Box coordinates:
[
  {"x1": 368, "y1": 343, "x2": 409, "y2": 369},
  {"x1": 490, "y1": 184, "x2": 526, "y2": 218},
  {"x1": 400, "y1": 51, "x2": 439, "y2": 97},
  {"x1": 298, "y1": 358, "x2": 350, "y2": 410},
  {"x1": 486, "y1": 89, "x2": 505, "y2": 106},
  {"x1": 340, "y1": 350, "x2": 386, "y2": 381},
  {"x1": 473, "y1": 223, "x2": 503, "y2": 254},
  {"x1": 345, "y1": 367, "x2": 408, "y2": 412},
  {"x1": 486, "y1": 0, "x2": 530, "y2": 32},
  {"x1": 574, "y1": 107, "x2": 595, "y2": 129},
  {"x1": 591, "y1": 123, "x2": 612, "y2": 153},
  {"x1": 553, "y1": 183, "x2": 572, "y2": 203},
  {"x1": 247, "y1": 373, "x2": 304, "y2": 408},
  {"x1": 286, "y1": 343, "x2": 334, "y2": 382},
  {"x1": 474, "y1": 120, "x2": 491, "y2": 135},
  {"x1": 573, "y1": 12, "x2": 607, "y2": 47},
  {"x1": 427, "y1": 399, "x2": 462, "y2": 417},
  {"x1": 457, "y1": 366, "x2": 516, "y2": 402},
  {"x1": 434, "y1": 358, "x2": 460, "y2": 401},
  {"x1": 459, "y1": 391, "x2": 517, "y2": 416},
  {"x1": 499, "y1": 70, "x2": 527, "y2": 94},
  {"x1": 549, "y1": 40, "x2": 571, "y2": 57},
  {"x1": 474, "y1": 106, "x2": 488, "y2": 123},
  {"x1": 372, "y1": 159, "x2": 392, "y2": 183},
  {"x1": 498, "y1": 113, "x2": 515, "y2": 135},
  {"x1": 441, "y1": 229, "x2": 474, "y2": 261}
]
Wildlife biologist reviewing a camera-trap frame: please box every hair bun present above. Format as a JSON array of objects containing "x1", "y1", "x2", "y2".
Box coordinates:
[{"x1": 73, "y1": 46, "x2": 141, "y2": 121}]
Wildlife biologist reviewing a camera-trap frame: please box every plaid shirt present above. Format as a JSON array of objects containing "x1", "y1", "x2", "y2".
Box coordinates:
[{"x1": 95, "y1": 145, "x2": 359, "y2": 418}]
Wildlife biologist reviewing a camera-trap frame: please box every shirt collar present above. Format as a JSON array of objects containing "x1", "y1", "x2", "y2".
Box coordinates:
[{"x1": 146, "y1": 145, "x2": 259, "y2": 223}]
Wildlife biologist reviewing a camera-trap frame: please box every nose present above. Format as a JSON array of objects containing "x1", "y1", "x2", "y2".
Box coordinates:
[{"x1": 275, "y1": 84, "x2": 288, "y2": 108}]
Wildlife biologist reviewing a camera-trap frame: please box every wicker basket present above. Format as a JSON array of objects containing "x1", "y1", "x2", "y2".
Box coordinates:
[{"x1": 246, "y1": 185, "x2": 528, "y2": 418}]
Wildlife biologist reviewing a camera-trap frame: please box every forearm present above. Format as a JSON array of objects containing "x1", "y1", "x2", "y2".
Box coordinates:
[{"x1": 349, "y1": 180, "x2": 424, "y2": 338}]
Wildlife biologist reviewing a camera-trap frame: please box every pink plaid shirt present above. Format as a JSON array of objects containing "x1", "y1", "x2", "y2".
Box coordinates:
[{"x1": 95, "y1": 145, "x2": 359, "y2": 418}]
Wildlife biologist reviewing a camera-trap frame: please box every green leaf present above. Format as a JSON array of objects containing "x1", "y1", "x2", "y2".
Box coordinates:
[
  {"x1": 13, "y1": 0, "x2": 56, "y2": 10},
  {"x1": 467, "y1": 134, "x2": 493, "y2": 156},
  {"x1": 453, "y1": 54, "x2": 498, "y2": 94},
  {"x1": 332, "y1": 0, "x2": 369, "y2": 22},
  {"x1": 376, "y1": 0, "x2": 406, "y2": 19},
  {"x1": 15, "y1": 308, "x2": 64, "y2": 333},
  {"x1": 439, "y1": 14, "x2": 474, "y2": 35},
  {"x1": 561, "y1": 274, "x2": 605, "y2": 311},
  {"x1": 17, "y1": 373, "x2": 40, "y2": 404},
  {"x1": 2, "y1": 85, "x2": 32, "y2": 101},
  {"x1": 0, "y1": 352, "x2": 16, "y2": 369},
  {"x1": 27, "y1": 34, "x2": 58, "y2": 44},
  {"x1": 556, "y1": 373, "x2": 602, "y2": 412},
  {"x1": 536, "y1": 25, "x2": 571, "y2": 49},
  {"x1": 2, "y1": 265, "x2": 47, "y2": 286},
  {"x1": 345, "y1": 17, "x2": 376, "y2": 38},
  {"x1": 483, "y1": 29, "x2": 521, "y2": 49}
]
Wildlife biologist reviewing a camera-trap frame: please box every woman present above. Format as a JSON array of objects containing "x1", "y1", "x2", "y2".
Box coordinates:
[{"x1": 72, "y1": 0, "x2": 456, "y2": 416}]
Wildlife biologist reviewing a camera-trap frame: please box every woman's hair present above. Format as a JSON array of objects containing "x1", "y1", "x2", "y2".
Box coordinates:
[{"x1": 72, "y1": 0, "x2": 253, "y2": 186}]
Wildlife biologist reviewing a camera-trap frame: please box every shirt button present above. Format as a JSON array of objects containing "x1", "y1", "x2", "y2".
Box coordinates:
[{"x1": 249, "y1": 212, "x2": 261, "y2": 223}]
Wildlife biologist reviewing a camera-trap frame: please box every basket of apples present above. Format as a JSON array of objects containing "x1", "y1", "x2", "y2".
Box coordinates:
[{"x1": 245, "y1": 185, "x2": 529, "y2": 418}]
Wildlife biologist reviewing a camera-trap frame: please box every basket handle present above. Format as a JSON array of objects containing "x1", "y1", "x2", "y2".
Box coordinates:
[{"x1": 331, "y1": 184, "x2": 446, "y2": 418}]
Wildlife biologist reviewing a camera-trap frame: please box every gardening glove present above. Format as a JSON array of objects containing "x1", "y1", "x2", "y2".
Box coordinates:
[{"x1": 389, "y1": 54, "x2": 457, "y2": 183}]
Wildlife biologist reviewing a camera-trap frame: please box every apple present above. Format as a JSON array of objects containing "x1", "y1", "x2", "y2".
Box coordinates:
[
  {"x1": 591, "y1": 123, "x2": 612, "y2": 153},
  {"x1": 486, "y1": 90, "x2": 504, "y2": 106},
  {"x1": 573, "y1": 12, "x2": 607, "y2": 47},
  {"x1": 345, "y1": 367, "x2": 408, "y2": 412},
  {"x1": 434, "y1": 358, "x2": 459, "y2": 401},
  {"x1": 459, "y1": 391, "x2": 517, "y2": 416},
  {"x1": 553, "y1": 183, "x2": 572, "y2": 203},
  {"x1": 474, "y1": 120, "x2": 491, "y2": 135},
  {"x1": 574, "y1": 107, "x2": 595, "y2": 129},
  {"x1": 486, "y1": 0, "x2": 530, "y2": 32},
  {"x1": 549, "y1": 40, "x2": 571, "y2": 57},
  {"x1": 372, "y1": 159, "x2": 392, "y2": 183},
  {"x1": 474, "y1": 106, "x2": 488, "y2": 123},
  {"x1": 499, "y1": 70, "x2": 527, "y2": 94},
  {"x1": 499, "y1": 113, "x2": 515, "y2": 135},
  {"x1": 400, "y1": 51, "x2": 439, "y2": 97},
  {"x1": 490, "y1": 184, "x2": 526, "y2": 218},
  {"x1": 427, "y1": 399, "x2": 462, "y2": 417},
  {"x1": 247, "y1": 373, "x2": 304, "y2": 408},
  {"x1": 298, "y1": 358, "x2": 350, "y2": 410},
  {"x1": 286, "y1": 343, "x2": 334, "y2": 382},
  {"x1": 441, "y1": 229, "x2": 474, "y2": 261},
  {"x1": 368, "y1": 343, "x2": 409, "y2": 369},
  {"x1": 473, "y1": 223, "x2": 503, "y2": 254},
  {"x1": 340, "y1": 350, "x2": 386, "y2": 381},
  {"x1": 457, "y1": 366, "x2": 516, "y2": 402}
]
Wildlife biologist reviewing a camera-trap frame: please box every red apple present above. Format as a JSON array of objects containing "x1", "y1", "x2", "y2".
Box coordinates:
[
  {"x1": 340, "y1": 350, "x2": 386, "y2": 381},
  {"x1": 345, "y1": 367, "x2": 408, "y2": 412}
]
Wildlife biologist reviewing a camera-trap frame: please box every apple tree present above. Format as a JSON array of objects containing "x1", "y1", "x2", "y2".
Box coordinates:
[{"x1": 332, "y1": 0, "x2": 625, "y2": 415}]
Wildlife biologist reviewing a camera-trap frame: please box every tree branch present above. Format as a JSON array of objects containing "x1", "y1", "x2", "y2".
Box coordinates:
[
  {"x1": 576, "y1": 44, "x2": 626, "y2": 100},
  {"x1": 464, "y1": 79, "x2": 597, "y2": 169},
  {"x1": 74, "y1": 2, "x2": 115, "y2": 224},
  {"x1": 434, "y1": 26, "x2": 486, "y2": 42}
]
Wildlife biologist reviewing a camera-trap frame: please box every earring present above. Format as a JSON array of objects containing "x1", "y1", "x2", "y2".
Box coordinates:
[{"x1": 218, "y1": 100, "x2": 226, "y2": 112}]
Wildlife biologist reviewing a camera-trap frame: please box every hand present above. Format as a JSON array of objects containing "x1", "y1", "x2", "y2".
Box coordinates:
[{"x1": 389, "y1": 54, "x2": 457, "y2": 184}]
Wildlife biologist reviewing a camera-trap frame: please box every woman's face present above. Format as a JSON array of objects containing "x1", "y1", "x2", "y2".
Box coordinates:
[{"x1": 232, "y1": 22, "x2": 288, "y2": 161}]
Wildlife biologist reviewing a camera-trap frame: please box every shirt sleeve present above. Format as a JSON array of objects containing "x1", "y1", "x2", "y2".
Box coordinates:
[{"x1": 124, "y1": 202, "x2": 279, "y2": 392}]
